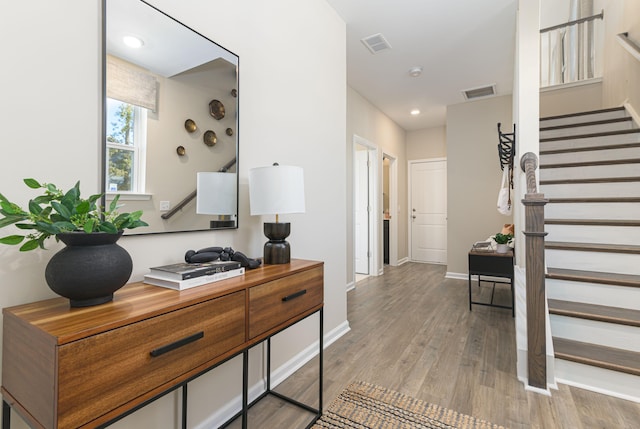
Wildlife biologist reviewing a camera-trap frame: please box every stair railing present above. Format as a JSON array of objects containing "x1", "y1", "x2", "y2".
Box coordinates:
[
  {"x1": 616, "y1": 32, "x2": 640, "y2": 63},
  {"x1": 540, "y1": 11, "x2": 604, "y2": 87},
  {"x1": 520, "y1": 152, "x2": 549, "y2": 390}
]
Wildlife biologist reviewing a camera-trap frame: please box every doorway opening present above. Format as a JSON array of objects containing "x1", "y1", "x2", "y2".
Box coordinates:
[{"x1": 354, "y1": 136, "x2": 378, "y2": 281}]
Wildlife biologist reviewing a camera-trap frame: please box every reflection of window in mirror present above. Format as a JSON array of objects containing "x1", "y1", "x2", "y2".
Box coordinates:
[{"x1": 106, "y1": 98, "x2": 147, "y2": 193}]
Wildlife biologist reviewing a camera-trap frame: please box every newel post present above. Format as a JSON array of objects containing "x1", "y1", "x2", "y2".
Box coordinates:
[{"x1": 520, "y1": 152, "x2": 548, "y2": 390}]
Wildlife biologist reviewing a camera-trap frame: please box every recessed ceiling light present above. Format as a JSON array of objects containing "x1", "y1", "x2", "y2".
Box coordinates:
[
  {"x1": 410, "y1": 109, "x2": 420, "y2": 115},
  {"x1": 408, "y1": 66, "x2": 423, "y2": 77},
  {"x1": 123, "y1": 35, "x2": 144, "y2": 49}
]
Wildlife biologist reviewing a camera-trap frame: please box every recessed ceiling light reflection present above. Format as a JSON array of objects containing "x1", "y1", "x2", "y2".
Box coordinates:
[
  {"x1": 123, "y1": 35, "x2": 144, "y2": 49},
  {"x1": 410, "y1": 109, "x2": 420, "y2": 115}
]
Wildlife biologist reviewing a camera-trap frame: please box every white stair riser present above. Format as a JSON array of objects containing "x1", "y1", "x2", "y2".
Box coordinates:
[
  {"x1": 541, "y1": 146, "x2": 640, "y2": 165},
  {"x1": 551, "y1": 315, "x2": 640, "y2": 352},
  {"x1": 540, "y1": 163, "x2": 639, "y2": 181},
  {"x1": 540, "y1": 181, "x2": 640, "y2": 198},
  {"x1": 554, "y1": 359, "x2": 640, "y2": 403},
  {"x1": 540, "y1": 121, "x2": 634, "y2": 139},
  {"x1": 545, "y1": 202, "x2": 640, "y2": 220},
  {"x1": 540, "y1": 132, "x2": 640, "y2": 151},
  {"x1": 546, "y1": 278, "x2": 640, "y2": 310},
  {"x1": 541, "y1": 110, "x2": 628, "y2": 128},
  {"x1": 546, "y1": 249, "x2": 640, "y2": 276},
  {"x1": 545, "y1": 225, "x2": 640, "y2": 246}
]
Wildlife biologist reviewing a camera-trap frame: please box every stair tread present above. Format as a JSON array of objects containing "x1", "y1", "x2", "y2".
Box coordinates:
[
  {"x1": 548, "y1": 299, "x2": 640, "y2": 327},
  {"x1": 540, "y1": 116, "x2": 633, "y2": 132},
  {"x1": 540, "y1": 128, "x2": 640, "y2": 143},
  {"x1": 546, "y1": 219, "x2": 640, "y2": 227},
  {"x1": 540, "y1": 141, "x2": 640, "y2": 155},
  {"x1": 541, "y1": 177, "x2": 640, "y2": 185},
  {"x1": 548, "y1": 197, "x2": 640, "y2": 203},
  {"x1": 540, "y1": 158, "x2": 640, "y2": 169},
  {"x1": 546, "y1": 241, "x2": 640, "y2": 254},
  {"x1": 546, "y1": 267, "x2": 640, "y2": 288},
  {"x1": 540, "y1": 106, "x2": 626, "y2": 122},
  {"x1": 553, "y1": 337, "x2": 640, "y2": 377}
]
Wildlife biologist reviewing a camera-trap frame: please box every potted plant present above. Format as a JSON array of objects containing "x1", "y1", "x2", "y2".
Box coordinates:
[
  {"x1": 0, "y1": 179, "x2": 148, "y2": 307},
  {"x1": 493, "y1": 233, "x2": 513, "y2": 254}
]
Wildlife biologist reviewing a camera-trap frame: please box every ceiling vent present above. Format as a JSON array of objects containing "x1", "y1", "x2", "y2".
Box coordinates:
[
  {"x1": 361, "y1": 33, "x2": 392, "y2": 54},
  {"x1": 461, "y1": 84, "x2": 496, "y2": 100}
]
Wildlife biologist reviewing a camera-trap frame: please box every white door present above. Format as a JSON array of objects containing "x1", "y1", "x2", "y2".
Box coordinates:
[
  {"x1": 355, "y1": 149, "x2": 369, "y2": 274},
  {"x1": 410, "y1": 160, "x2": 447, "y2": 264}
]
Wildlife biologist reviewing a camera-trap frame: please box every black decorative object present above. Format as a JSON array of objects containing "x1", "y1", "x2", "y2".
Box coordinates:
[
  {"x1": 263, "y1": 222, "x2": 291, "y2": 264},
  {"x1": 44, "y1": 231, "x2": 132, "y2": 307}
]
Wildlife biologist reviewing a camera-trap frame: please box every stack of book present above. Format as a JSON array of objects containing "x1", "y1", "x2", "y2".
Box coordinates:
[{"x1": 144, "y1": 260, "x2": 244, "y2": 290}]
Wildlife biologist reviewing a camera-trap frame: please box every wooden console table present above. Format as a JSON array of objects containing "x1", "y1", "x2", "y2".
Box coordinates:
[{"x1": 2, "y1": 259, "x2": 324, "y2": 429}]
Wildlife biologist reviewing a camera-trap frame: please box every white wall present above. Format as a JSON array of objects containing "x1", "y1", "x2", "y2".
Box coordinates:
[
  {"x1": 0, "y1": 0, "x2": 347, "y2": 427},
  {"x1": 406, "y1": 126, "x2": 446, "y2": 161},
  {"x1": 346, "y1": 87, "x2": 407, "y2": 284},
  {"x1": 446, "y1": 95, "x2": 514, "y2": 275}
]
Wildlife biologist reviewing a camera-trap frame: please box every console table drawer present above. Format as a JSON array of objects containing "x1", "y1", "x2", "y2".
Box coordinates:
[
  {"x1": 56, "y1": 291, "x2": 245, "y2": 428},
  {"x1": 249, "y1": 266, "x2": 323, "y2": 339}
]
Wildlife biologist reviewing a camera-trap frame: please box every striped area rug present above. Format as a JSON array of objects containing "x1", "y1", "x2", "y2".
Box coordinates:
[{"x1": 312, "y1": 381, "x2": 507, "y2": 429}]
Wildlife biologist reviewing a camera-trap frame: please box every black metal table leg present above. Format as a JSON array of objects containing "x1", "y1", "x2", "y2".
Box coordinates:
[
  {"x1": 3, "y1": 400, "x2": 10, "y2": 429},
  {"x1": 182, "y1": 384, "x2": 187, "y2": 429},
  {"x1": 242, "y1": 350, "x2": 248, "y2": 429}
]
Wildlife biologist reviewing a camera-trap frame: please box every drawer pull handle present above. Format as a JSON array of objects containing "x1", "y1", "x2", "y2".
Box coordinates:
[
  {"x1": 282, "y1": 289, "x2": 307, "y2": 302},
  {"x1": 150, "y1": 331, "x2": 204, "y2": 357}
]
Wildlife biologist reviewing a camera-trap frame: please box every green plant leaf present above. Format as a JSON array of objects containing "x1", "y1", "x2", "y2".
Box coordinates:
[
  {"x1": 20, "y1": 239, "x2": 40, "y2": 252},
  {"x1": 76, "y1": 200, "x2": 90, "y2": 215},
  {"x1": 83, "y1": 218, "x2": 96, "y2": 233},
  {"x1": 35, "y1": 221, "x2": 60, "y2": 235},
  {"x1": 109, "y1": 194, "x2": 121, "y2": 212},
  {"x1": 98, "y1": 221, "x2": 118, "y2": 234},
  {"x1": 46, "y1": 183, "x2": 57, "y2": 193},
  {"x1": 0, "y1": 235, "x2": 24, "y2": 245},
  {"x1": 28, "y1": 200, "x2": 43, "y2": 215},
  {"x1": 0, "y1": 215, "x2": 25, "y2": 228},
  {"x1": 15, "y1": 223, "x2": 36, "y2": 230},
  {"x1": 88, "y1": 193, "x2": 103, "y2": 204},
  {"x1": 23, "y1": 178, "x2": 41, "y2": 189},
  {"x1": 0, "y1": 201, "x2": 19, "y2": 215},
  {"x1": 51, "y1": 201, "x2": 72, "y2": 219},
  {"x1": 52, "y1": 221, "x2": 76, "y2": 231}
]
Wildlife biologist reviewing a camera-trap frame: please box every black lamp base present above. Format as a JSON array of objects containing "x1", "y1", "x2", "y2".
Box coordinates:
[{"x1": 263, "y1": 222, "x2": 291, "y2": 264}]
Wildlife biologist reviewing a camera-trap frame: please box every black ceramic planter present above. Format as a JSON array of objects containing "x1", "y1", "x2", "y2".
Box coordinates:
[{"x1": 44, "y1": 231, "x2": 132, "y2": 307}]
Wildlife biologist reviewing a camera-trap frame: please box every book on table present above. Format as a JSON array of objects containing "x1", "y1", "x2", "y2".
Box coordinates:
[
  {"x1": 148, "y1": 260, "x2": 242, "y2": 280},
  {"x1": 144, "y1": 267, "x2": 245, "y2": 290}
]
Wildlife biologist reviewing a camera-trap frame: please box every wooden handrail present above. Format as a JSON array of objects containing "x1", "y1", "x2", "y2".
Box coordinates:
[
  {"x1": 540, "y1": 10, "x2": 603, "y2": 34},
  {"x1": 520, "y1": 152, "x2": 549, "y2": 390}
]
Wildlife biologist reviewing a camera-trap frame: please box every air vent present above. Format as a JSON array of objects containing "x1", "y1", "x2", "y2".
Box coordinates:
[
  {"x1": 361, "y1": 33, "x2": 392, "y2": 54},
  {"x1": 461, "y1": 84, "x2": 496, "y2": 100}
]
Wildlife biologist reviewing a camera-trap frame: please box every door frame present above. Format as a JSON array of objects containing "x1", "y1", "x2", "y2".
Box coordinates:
[
  {"x1": 382, "y1": 151, "x2": 398, "y2": 267},
  {"x1": 408, "y1": 157, "x2": 447, "y2": 263},
  {"x1": 353, "y1": 135, "x2": 379, "y2": 278}
]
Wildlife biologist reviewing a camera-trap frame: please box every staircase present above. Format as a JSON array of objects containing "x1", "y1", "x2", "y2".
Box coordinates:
[{"x1": 539, "y1": 106, "x2": 640, "y2": 402}]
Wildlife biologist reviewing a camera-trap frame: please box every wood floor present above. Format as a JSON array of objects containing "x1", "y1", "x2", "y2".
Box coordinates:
[{"x1": 232, "y1": 263, "x2": 640, "y2": 429}]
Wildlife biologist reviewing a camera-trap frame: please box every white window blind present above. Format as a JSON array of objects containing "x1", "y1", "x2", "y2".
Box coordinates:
[{"x1": 106, "y1": 55, "x2": 157, "y2": 112}]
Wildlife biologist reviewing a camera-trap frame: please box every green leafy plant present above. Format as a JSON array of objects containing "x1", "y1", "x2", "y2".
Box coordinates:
[
  {"x1": 493, "y1": 233, "x2": 513, "y2": 245},
  {"x1": 0, "y1": 179, "x2": 147, "y2": 251}
]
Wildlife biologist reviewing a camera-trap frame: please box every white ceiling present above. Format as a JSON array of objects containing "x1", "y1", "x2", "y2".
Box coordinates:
[{"x1": 325, "y1": 0, "x2": 519, "y2": 131}]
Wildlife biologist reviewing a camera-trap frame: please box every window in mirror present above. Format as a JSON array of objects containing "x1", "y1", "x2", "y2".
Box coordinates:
[{"x1": 106, "y1": 98, "x2": 147, "y2": 193}]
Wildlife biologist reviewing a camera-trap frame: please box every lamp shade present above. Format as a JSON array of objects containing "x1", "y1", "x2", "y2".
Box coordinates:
[
  {"x1": 196, "y1": 172, "x2": 237, "y2": 215},
  {"x1": 248, "y1": 165, "x2": 305, "y2": 215}
]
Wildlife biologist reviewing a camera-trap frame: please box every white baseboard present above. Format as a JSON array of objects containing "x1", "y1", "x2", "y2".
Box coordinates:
[
  {"x1": 195, "y1": 320, "x2": 351, "y2": 428},
  {"x1": 346, "y1": 281, "x2": 355, "y2": 292},
  {"x1": 445, "y1": 272, "x2": 466, "y2": 280},
  {"x1": 397, "y1": 257, "x2": 410, "y2": 265}
]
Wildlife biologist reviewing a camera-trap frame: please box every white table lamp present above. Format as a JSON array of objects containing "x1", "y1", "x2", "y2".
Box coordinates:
[
  {"x1": 248, "y1": 163, "x2": 305, "y2": 264},
  {"x1": 196, "y1": 172, "x2": 237, "y2": 228}
]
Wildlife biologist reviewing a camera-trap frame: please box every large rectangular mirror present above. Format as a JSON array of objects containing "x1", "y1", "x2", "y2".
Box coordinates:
[{"x1": 103, "y1": 0, "x2": 239, "y2": 234}]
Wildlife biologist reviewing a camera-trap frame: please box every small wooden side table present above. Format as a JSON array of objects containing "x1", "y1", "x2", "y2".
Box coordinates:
[{"x1": 468, "y1": 249, "x2": 514, "y2": 317}]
